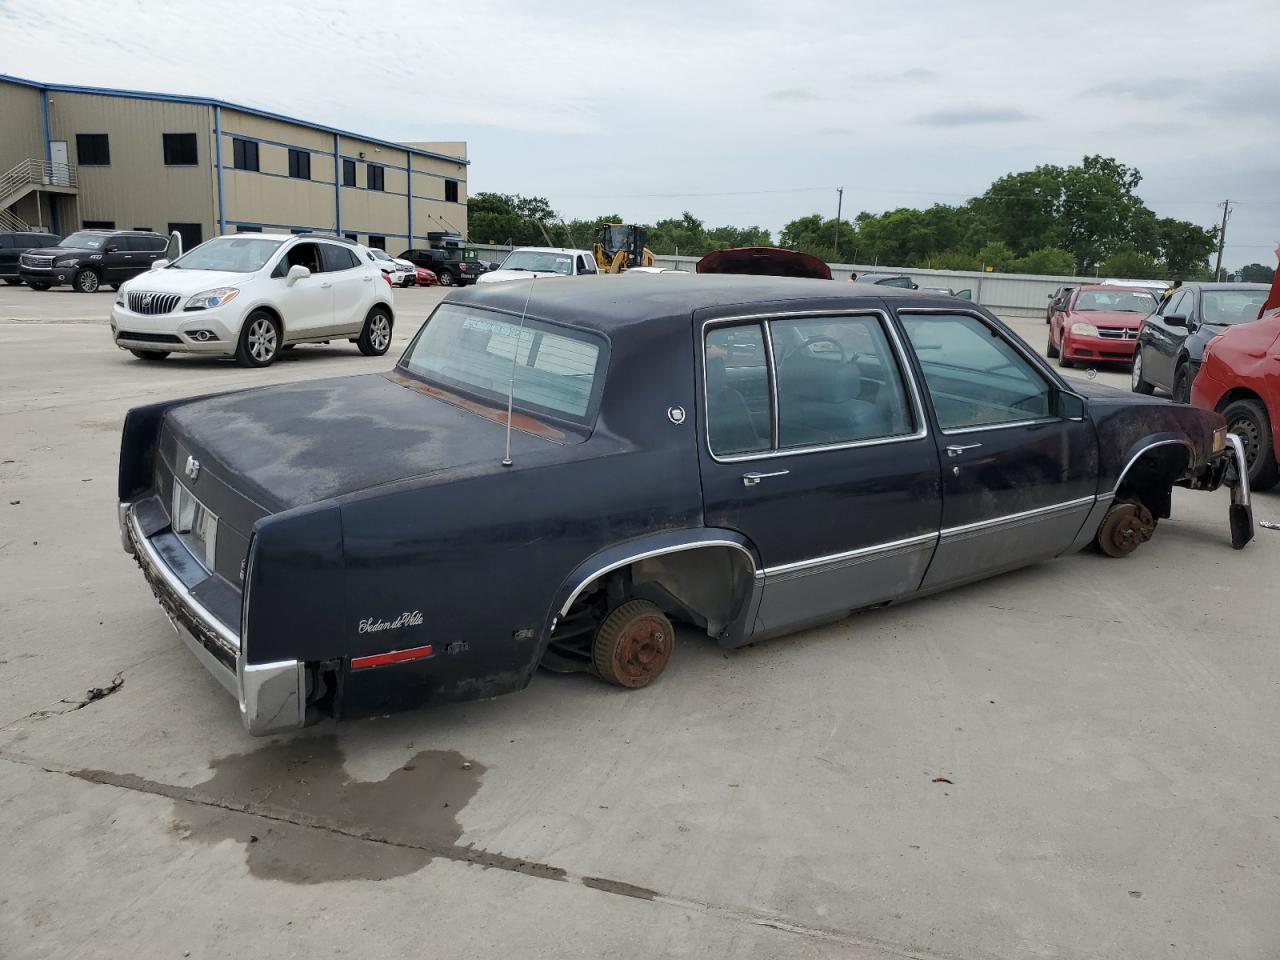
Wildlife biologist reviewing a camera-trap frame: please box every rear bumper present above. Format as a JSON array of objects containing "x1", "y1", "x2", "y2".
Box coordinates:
[{"x1": 121, "y1": 501, "x2": 305, "y2": 735}]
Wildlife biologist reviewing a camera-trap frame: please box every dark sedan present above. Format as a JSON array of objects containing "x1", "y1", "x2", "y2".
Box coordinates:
[
  {"x1": 117, "y1": 276, "x2": 1253, "y2": 736},
  {"x1": 1131, "y1": 283, "x2": 1270, "y2": 401}
]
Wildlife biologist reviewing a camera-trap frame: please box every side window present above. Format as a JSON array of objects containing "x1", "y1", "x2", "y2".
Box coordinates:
[
  {"x1": 320, "y1": 243, "x2": 358, "y2": 272},
  {"x1": 900, "y1": 312, "x2": 1052, "y2": 431},
  {"x1": 1162, "y1": 290, "x2": 1187, "y2": 317},
  {"x1": 770, "y1": 315, "x2": 914, "y2": 448},
  {"x1": 581, "y1": 255, "x2": 597, "y2": 274},
  {"x1": 705, "y1": 324, "x2": 771, "y2": 457},
  {"x1": 276, "y1": 242, "x2": 322, "y2": 276}
]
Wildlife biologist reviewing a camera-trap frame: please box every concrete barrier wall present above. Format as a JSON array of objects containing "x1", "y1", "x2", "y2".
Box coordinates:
[{"x1": 467, "y1": 244, "x2": 1123, "y2": 319}]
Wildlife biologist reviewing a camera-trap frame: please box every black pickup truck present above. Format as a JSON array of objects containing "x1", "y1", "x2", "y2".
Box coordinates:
[
  {"x1": 118, "y1": 276, "x2": 1253, "y2": 735},
  {"x1": 0, "y1": 230, "x2": 60, "y2": 284},
  {"x1": 397, "y1": 246, "x2": 486, "y2": 287}
]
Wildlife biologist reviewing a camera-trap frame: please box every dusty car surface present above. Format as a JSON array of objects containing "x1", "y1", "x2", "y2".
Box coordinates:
[{"x1": 117, "y1": 275, "x2": 1254, "y2": 736}]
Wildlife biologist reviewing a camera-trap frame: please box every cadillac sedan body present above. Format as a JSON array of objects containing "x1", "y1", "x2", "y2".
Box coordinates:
[{"x1": 118, "y1": 276, "x2": 1254, "y2": 735}]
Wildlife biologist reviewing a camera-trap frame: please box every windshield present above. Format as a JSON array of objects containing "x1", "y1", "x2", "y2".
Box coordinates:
[
  {"x1": 1202, "y1": 290, "x2": 1268, "y2": 325},
  {"x1": 402, "y1": 304, "x2": 605, "y2": 421},
  {"x1": 499, "y1": 251, "x2": 574, "y2": 275},
  {"x1": 168, "y1": 236, "x2": 285, "y2": 272},
  {"x1": 59, "y1": 231, "x2": 107, "y2": 250},
  {"x1": 369, "y1": 249, "x2": 392, "y2": 261},
  {"x1": 1073, "y1": 290, "x2": 1157, "y2": 313}
]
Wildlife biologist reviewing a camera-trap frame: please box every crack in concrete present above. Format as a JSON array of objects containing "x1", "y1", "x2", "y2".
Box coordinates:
[
  {"x1": 0, "y1": 751, "x2": 964, "y2": 960},
  {"x1": 19, "y1": 672, "x2": 124, "y2": 721}
]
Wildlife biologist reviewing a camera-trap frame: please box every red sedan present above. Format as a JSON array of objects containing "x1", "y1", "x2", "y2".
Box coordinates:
[
  {"x1": 414, "y1": 266, "x2": 439, "y2": 287},
  {"x1": 1190, "y1": 308, "x2": 1280, "y2": 490},
  {"x1": 1047, "y1": 285, "x2": 1160, "y2": 368}
]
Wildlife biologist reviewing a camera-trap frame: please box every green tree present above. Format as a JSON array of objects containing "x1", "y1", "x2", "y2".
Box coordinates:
[
  {"x1": 467, "y1": 192, "x2": 562, "y2": 246},
  {"x1": 1099, "y1": 248, "x2": 1164, "y2": 280},
  {"x1": 1240, "y1": 262, "x2": 1276, "y2": 283},
  {"x1": 647, "y1": 212, "x2": 712, "y2": 256},
  {"x1": 929, "y1": 250, "x2": 981, "y2": 271},
  {"x1": 976, "y1": 241, "x2": 1015, "y2": 272},
  {"x1": 779, "y1": 213, "x2": 856, "y2": 262},
  {"x1": 972, "y1": 164, "x2": 1066, "y2": 255},
  {"x1": 707, "y1": 224, "x2": 772, "y2": 248},
  {"x1": 1010, "y1": 247, "x2": 1076, "y2": 275},
  {"x1": 1154, "y1": 217, "x2": 1217, "y2": 278}
]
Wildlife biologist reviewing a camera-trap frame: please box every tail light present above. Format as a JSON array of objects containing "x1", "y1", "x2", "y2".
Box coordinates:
[{"x1": 382, "y1": 273, "x2": 392, "y2": 287}]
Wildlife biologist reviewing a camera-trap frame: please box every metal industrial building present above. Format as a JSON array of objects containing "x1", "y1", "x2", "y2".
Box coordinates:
[{"x1": 0, "y1": 74, "x2": 469, "y2": 252}]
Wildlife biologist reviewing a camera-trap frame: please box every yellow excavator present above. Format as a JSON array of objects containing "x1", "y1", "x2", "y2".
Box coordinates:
[{"x1": 592, "y1": 223, "x2": 656, "y2": 273}]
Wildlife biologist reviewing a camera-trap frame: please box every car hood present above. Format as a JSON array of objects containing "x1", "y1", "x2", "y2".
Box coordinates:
[
  {"x1": 164, "y1": 371, "x2": 554, "y2": 512},
  {"x1": 479, "y1": 269, "x2": 567, "y2": 283},
  {"x1": 696, "y1": 247, "x2": 833, "y2": 280},
  {"x1": 1065, "y1": 309, "x2": 1147, "y2": 328},
  {"x1": 123, "y1": 268, "x2": 255, "y2": 294}
]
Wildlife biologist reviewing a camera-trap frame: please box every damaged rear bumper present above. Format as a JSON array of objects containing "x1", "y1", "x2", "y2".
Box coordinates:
[
  {"x1": 1224, "y1": 433, "x2": 1254, "y2": 550},
  {"x1": 121, "y1": 502, "x2": 306, "y2": 735}
]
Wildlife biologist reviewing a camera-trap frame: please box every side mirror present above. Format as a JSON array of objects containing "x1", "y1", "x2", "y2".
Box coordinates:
[
  {"x1": 286, "y1": 264, "x2": 311, "y2": 285},
  {"x1": 1164, "y1": 313, "x2": 1187, "y2": 328},
  {"x1": 150, "y1": 259, "x2": 169, "y2": 271},
  {"x1": 1056, "y1": 390, "x2": 1087, "y2": 420},
  {"x1": 105, "y1": 243, "x2": 119, "y2": 253}
]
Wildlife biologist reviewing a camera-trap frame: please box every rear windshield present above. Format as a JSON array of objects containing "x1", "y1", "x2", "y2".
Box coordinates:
[{"x1": 401, "y1": 304, "x2": 606, "y2": 422}]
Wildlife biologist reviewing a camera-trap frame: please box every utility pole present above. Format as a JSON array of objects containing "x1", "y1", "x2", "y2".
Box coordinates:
[
  {"x1": 834, "y1": 186, "x2": 844, "y2": 259},
  {"x1": 1213, "y1": 200, "x2": 1232, "y2": 281}
]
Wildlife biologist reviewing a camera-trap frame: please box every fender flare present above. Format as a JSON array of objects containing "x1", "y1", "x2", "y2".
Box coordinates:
[{"x1": 1112, "y1": 434, "x2": 1196, "y2": 496}]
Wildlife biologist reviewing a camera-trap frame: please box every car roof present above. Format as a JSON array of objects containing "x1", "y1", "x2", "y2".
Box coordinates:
[
  {"x1": 1072, "y1": 284, "x2": 1159, "y2": 293},
  {"x1": 449, "y1": 273, "x2": 942, "y2": 336}
]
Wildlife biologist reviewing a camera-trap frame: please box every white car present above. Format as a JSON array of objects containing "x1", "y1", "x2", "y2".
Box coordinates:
[
  {"x1": 476, "y1": 247, "x2": 599, "y2": 283},
  {"x1": 110, "y1": 233, "x2": 395, "y2": 367},
  {"x1": 368, "y1": 247, "x2": 416, "y2": 287}
]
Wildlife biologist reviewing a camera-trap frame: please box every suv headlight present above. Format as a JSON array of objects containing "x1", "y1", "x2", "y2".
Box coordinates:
[
  {"x1": 184, "y1": 287, "x2": 240, "y2": 311},
  {"x1": 55, "y1": 258, "x2": 79, "y2": 267},
  {"x1": 1070, "y1": 322, "x2": 1099, "y2": 337}
]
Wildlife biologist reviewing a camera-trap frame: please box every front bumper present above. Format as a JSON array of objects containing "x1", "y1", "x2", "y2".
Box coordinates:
[
  {"x1": 121, "y1": 501, "x2": 305, "y2": 735},
  {"x1": 1063, "y1": 332, "x2": 1137, "y2": 363},
  {"x1": 19, "y1": 265, "x2": 73, "y2": 286},
  {"x1": 110, "y1": 302, "x2": 240, "y2": 356}
]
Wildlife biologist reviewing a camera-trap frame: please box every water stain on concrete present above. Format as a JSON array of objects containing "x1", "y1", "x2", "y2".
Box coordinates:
[{"x1": 174, "y1": 735, "x2": 485, "y2": 884}]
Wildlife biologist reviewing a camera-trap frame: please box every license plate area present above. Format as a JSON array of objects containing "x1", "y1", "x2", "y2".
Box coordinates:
[{"x1": 171, "y1": 482, "x2": 218, "y2": 571}]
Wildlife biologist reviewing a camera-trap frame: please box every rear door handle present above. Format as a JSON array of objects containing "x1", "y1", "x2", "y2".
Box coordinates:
[
  {"x1": 363, "y1": 276, "x2": 373, "y2": 282},
  {"x1": 321, "y1": 282, "x2": 333, "y2": 289},
  {"x1": 742, "y1": 470, "x2": 789, "y2": 487},
  {"x1": 946, "y1": 443, "x2": 982, "y2": 457}
]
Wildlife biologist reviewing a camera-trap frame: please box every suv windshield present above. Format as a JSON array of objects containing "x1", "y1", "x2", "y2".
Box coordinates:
[
  {"x1": 500, "y1": 251, "x2": 574, "y2": 275},
  {"x1": 59, "y1": 232, "x2": 107, "y2": 250},
  {"x1": 1074, "y1": 290, "x2": 1157, "y2": 312},
  {"x1": 369, "y1": 249, "x2": 392, "y2": 261},
  {"x1": 169, "y1": 236, "x2": 285, "y2": 272},
  {"x1": 1202, "y1": 290, "x2": 1268, "y2": 325},
  {"x1": 402, "y1": 304, "x2": 605, "y2": 421}
]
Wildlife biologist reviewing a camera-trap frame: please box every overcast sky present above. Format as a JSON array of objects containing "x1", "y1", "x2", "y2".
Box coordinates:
[{"x1": 4, "y1": 0, "x2": 1278, "y2": 268}]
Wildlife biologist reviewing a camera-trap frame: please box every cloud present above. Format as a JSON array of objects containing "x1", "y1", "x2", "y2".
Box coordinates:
[
  {"x1": 898, "y1": 67, "x2": 940, "y2": 81},
  {"x1": 768, "y1": 88, "x2": 819, "y2": 102},
  {"x1": 1084, "y1": 77, "x2": 1193, "y2": 101},
  {"x1": 914, "y1": 107, "x2": 1034, "y2": 126}
]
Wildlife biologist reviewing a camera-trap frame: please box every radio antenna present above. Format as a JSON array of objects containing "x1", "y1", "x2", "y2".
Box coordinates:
[{"x1": 502, "y1": 275, "x2": 536, "y2": 468}]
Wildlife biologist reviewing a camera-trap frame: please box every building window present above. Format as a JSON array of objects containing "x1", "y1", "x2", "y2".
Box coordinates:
[
  {"x1": 290, "y1": 228, "x2": 313, "y2": 235},
  {"x1": 366, "y1": 164, "x2": 384, "y2": 191},
  {"x1": 342, "y1": 159, "x2": 356, "y2": 186},
  {"x1": 82, "y1": 220, "x2": 115, "y2": 229},
  {"x1": 288, "y1": 149, "x2": 311, "y2": 180},
  {"x1": 168, "y1": 223, "x2": 203, "y2": 251},
  {"x1": 368, "y1": 235, "x2": 386, "y2": 250},
  {"x1": 162, "y1": 133, "x2": 198, "y2": 166},
  {"x1": 232, "y1": 138, "x2": 259, "y2": 172},
  {"x1": 236, "y1": 225, "x2": 263, "y2": 233},
  {"x1": 344, "y1": 233, "x2": 358, "y2": 243},
  {"x1": 132, "y1": 226, "x2": 152, "y2": 232},
  {"x1": 444, "y1": 179, "x2": 459, "y2": 203},
  {"x1": 76, "y1": 134, "x2": 111, "y2": 166}
]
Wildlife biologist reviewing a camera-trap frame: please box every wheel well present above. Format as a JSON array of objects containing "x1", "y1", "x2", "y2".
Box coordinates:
[
  {"x1": 372, "y1": 301, "x2": 395, "y2": 324},
  {"x1": 248, "y1": 304, "x2": 284, "y2": 336},
  {"x1": 1215, "y1": 386, "x2": 1264, "y2": 413},
  {"x1": 1116, "y1": 444, "x2": 1192, "y2": 520},
  {"x1": 561, "y1": 545, "x2": 756, "y2": 641}
]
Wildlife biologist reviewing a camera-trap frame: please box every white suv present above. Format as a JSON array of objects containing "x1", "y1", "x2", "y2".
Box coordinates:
[
  {"x1": 367, "y1": 247, "x2": 416, "y2": 287},
  {"x1": 110, "y1": 233, "x2": 394, "y2": 367},
  {"x1": 476, "y1": 247, "x2": 599, "y2": 283}
]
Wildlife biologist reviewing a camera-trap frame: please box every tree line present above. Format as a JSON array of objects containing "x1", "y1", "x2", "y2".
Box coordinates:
[{"x1": 469, "y1": 156, "x2": 1230, "y2": 279}]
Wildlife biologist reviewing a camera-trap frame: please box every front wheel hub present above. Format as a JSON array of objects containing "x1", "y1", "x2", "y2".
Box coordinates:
[{"x1": 1096, "y1": 500, "x2": 1156, "y2": 558}]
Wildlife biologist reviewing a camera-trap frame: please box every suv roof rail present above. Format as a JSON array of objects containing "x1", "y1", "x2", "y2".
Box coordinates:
[{"x1": 305, "y1": 232, "x2": 358, "y2": 246}]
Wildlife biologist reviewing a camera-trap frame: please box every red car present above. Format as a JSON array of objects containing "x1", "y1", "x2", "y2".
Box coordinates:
[
  {"x1": 1190, "y1": 309, "x2": 1280, "y2": 490},
  {"x1": 1047, "y1": 285, "x2": 1160, "y2": 368},
  {"x1": 414, "y1": 266, "x2": 439, "y2": 287}
]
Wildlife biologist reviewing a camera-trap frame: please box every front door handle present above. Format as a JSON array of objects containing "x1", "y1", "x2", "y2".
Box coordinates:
[
  {"x1": 946, "y1": 443, "x2": 982, "y2": 458},
  {"x1": 363, "y1": 275, "x2": 374, "y2": 282},
  {"x1": 742, "y1": 470, "x2": 789, "y2": 487},
  {"x1": 321, "y1": 282, "x2": 333, "y2": 289}
]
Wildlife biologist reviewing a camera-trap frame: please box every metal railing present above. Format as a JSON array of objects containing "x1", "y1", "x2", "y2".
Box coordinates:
[{"x1": 0, "y1": 158, "x2": 78, "y2": 232}]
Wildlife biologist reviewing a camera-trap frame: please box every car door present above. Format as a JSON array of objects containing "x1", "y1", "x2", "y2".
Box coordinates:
[
  {"x1": 273, "y1": 241, "x2": 333, "y2": 339},
  {"x1": 896, "y1": 308, "x2": 1098, "y2": 591},
  {"x1": 320, "y1": 242, "x2": 369, "y2": 335},
  {"x1": 102, "y1": 237, "x2": 136, "y2": 283},
  {"x1": 0, "y1": 235, "x2": 13, "y2": 276},
  {"x1": 1141, "y1": 289, "x2": 1191, "y2": 390},
  {"x1": 697, "y1": 306, "x2": 943, "y2": 638}
]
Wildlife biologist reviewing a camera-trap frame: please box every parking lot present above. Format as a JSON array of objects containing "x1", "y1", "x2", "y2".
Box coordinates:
[{"x1": 1, "y1": 284, "x2": 1278, "y2": 960}]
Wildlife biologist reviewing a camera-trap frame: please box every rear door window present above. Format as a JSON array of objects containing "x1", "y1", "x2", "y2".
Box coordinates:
[
  {"x1": 705, "y1": 324, "x2": 771, "y2": 457},
  {"x1": 320, "y1": 243, "x2": 359, "y2": 272}
]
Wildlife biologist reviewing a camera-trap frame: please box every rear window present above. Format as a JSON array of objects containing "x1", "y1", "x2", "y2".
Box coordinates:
[{"x1": 401, "y1": 304, "x2": 606, "y2": 422}]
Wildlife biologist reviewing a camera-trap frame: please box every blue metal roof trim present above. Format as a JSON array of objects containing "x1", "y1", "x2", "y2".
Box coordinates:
[{"x1": 0, "y1": 74, "x2": 469, "y2": 166}]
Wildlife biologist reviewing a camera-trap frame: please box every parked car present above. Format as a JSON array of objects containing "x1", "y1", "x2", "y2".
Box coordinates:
[
  {"x1": 1190, "y1": 306, "x2": 1280, "y2": 489},
  {"x1": 414, "y1": 266, "x2": 439, "y2": 286},
  {"x1": 477, "y1": 247, "x2": 599, "y2": 283},
  {"x1": 919, "y1": 285, "x2": 973, "y2": 299},
  {"x1": 110, "y1": 232, "x2": 394, "y2": 367},
  {"x1": 0, "y1": 230, "x2": 60, "y2": 285},
  {"x1": 398, "y1": 247, "x2": 487, "y2": 287},
  {"x1": 1045, "y1": 285, "x2": 1075, "y2": 322},
  {"x1": 856, "y1": 273, "x2": 918, "y2": 289},
  {"x1": 117, "y1": 275, "x2": 1252, "y2": 735},
  {"x1": 1131, "y1": 283, "x2": 1270, "y2": 402},
  {"x1": 367, "y1": 248, "x2": 416, "y2": 287},
  {"x1": 20, "y1": 229, "x2": 169, "y2": 292},
  {"x1": 1047, "y1": 284, "x2": 1159, "y2": 369}
]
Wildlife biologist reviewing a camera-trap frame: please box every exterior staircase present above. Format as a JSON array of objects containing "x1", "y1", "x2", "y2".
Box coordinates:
[{"x1": 0, "y1": 158, "x2": 79, "y2": 232}]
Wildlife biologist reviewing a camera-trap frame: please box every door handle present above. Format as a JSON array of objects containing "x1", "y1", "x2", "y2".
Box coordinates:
[
  {"x1": 321, "y1": 282, "x2": 333, "y2": 289},
  {"x1": 363, "y1": 276, "x2": 373, "y2": 282},
  {"x1": 742, "y1": 470, "x2": 789, "y2": 487},
  {"x1": 946, "y1": 443, "x2": 982, "y2": 457}
]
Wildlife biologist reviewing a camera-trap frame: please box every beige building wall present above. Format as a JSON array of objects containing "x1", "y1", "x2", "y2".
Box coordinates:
[
  {"x1": 0, "y1": 81, "x2": 47, "y2": 172},
  {"x1": 45, "y1": 91, "x2": 215, "y2": 236}
]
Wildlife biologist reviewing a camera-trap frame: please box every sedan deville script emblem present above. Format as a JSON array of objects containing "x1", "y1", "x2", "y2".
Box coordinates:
[
  {"x1": 359, "y1": 611, "x2": 424, "y2": 634},
  {"x1": 184, "y1": 455, "x2": 200, "y2": 481}
]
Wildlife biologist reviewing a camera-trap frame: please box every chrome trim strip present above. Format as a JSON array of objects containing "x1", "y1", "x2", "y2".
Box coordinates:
[
  {"x1": 171, "y1": 614, "x2": 240, "y2": 698},
  {"x1": 700, "y1": 307, "x2": 931, "y2": 465},
  {"x1": 940, "y1": 417, "x2": 1059, "y2": 437},
  {"x1": 117, "y1": 501, "x2": 134, "y2": 555},
  {"x1": 940, "y1": 495, "x2": 1096, "y2": 539},
  {"x1": 558, "y1": 539, "x2": 760, "y2": 617},
  {"x1": 128, "y1": 509, "x2": 240, "y2": 654},
  {"x1": 762, "y1": 531, "x2": 938, "y2": 578},
  {"x1": 1112, "y1": 438, "x2": 1195, "y2": 496},
  {"x1": 1226, "y1": 432, "x2": 1251, "y2": 509}
]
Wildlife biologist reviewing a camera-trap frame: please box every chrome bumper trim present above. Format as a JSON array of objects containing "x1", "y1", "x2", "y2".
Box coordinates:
[
  {"x1": 118, "y1": 501, "x2": 134, "y2": 554},
  {"x1": 1226, "y1": 432, "x2": 1252, "y2": 509}
]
